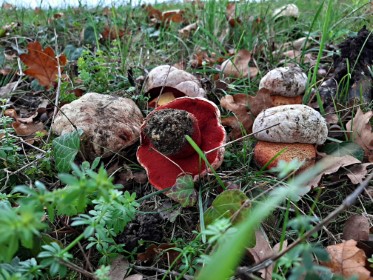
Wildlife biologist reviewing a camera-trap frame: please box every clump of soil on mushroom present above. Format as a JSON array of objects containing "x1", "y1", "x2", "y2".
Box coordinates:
[{"x1": 144, "y1": 109, "x2": 194, "y2": 155}]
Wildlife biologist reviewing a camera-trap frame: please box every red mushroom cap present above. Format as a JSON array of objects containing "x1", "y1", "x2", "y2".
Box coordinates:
[{"x1": 137, "y1": 97, "x2": 226, "y2": 190}]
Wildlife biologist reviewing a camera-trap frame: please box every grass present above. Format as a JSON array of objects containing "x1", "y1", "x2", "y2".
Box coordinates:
[{"x1": 0, "y1": 0, "x2": 372, "y2": 279}]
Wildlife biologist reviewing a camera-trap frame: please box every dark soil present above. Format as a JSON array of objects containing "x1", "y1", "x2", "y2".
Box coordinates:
[{"x1": 320, "y1": 26, "x2": 373, "y2": 103}]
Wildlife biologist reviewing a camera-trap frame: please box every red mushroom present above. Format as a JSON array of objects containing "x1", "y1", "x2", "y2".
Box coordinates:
[{"x1": 137, "y1": 97, "x2": 226, "y2": 190}]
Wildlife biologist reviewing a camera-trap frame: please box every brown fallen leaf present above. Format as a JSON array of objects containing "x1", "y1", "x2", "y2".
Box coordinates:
[
  {"x1": 124, "y1": 274, "x2": 143, "y2": 280},
  {"x1": 220, "y1": 94, "x2": 254, "y2": 139},
  {"x1": 247, "y1": 231, "x2": 284, "y2": 280},
  {"x1": 307, "y1": 155, "x2": 361, "y2": 188},
  {"x1": 137, "y1": 243, "x2": 180, "y2": 264},
  {"x1": 0, "y1": 81, "x2": 18, "y2": 99},
  {"x1": 109, "y1": 256, "x2": 130, "y2": 280},
  {"x1": 345, "y1": 163, "x2": 373, "y2": 184},
  {"x1": 343, "y1": 215, "x2": 370, "y2": 241},
  {"x1": 101, "y1": 25, "x2": 126, "y2": 41},
  {"x1": 20, "y1": 41, "x2": 67, "y2": 89},
  {"x1": 324, "y1": 240, "x2": 372, "y2": 280},
  {"x1": 12, "y1": 121, "x2": 45, "y2": 137},
  {"x1": 346, "y1": 108, "x2": 373, "y2": 162},
  {"x1": 162, "y1": 9, "x2": 184, "y2": 23},
  {"x1": 221, "y1": 50, "x2": 259, "y2": 79},
  {"x1": 178, "y1": 22, "x2": 198, "y2": 38},
  {"x1": 226, "y1": 3, "x2": 241, "y2": 27}
]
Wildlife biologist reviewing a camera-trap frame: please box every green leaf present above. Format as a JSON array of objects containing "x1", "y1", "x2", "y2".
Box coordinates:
[
  {"x1": 52, "y1": 130, "x2": 82, "y2": 173},
  {"x1": 319, "y1": 141, "x2": 364, "y2": 161},
  {"x1": 166, "y1": 175, "x2": 197, "y2": 207},
  {"x1": 204, "y1": 190, "x2": 251, "y2": 227}
]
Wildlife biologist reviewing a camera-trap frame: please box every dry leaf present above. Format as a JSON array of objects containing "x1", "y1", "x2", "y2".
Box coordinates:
[
  {"x1": 226, "y1": 3, "x2": 241, "y2": 27},
  {"x1": 124, "y1": 274, "x2": 143, "y2": 280},
  {"x1": 0, "y1": 82, "x2": 18, "y2": 98},
  {"x1": 307, "y1": 155, "x2": 361, "y2": 187},
  {"x1": 109, "y1": 256, "x2": 129, "y2": 280},
  {"x1": 324, "y1": 240, "x2": 372, "y2": 280},
  {"x1": 221, "y1": 50, "x2": 258, "y2": 79},
  {"x1": 101, "y1": 25, "x2": 126, "y2": 40},
  {"x1": 12, "y1": 121, "x2": 45, "y2": 136},
  {"x1": 221, "y1": 94, "x2": 254, "y2": 139},
  {"x1": 345, "y1": 163, "x2": 373, "y2": 184},
  {"x1": 247, "y1": 231, "x2": 273, "y2": 280},
  {"x1": 178, "y1": 22, "x2": 198, "y2": 38},
  {"x1": 162, "y1": 10, "x2": 184, "y2": 23},
  {"x1": 343, "y1": 215, "x2": 370, "y2": 241},
  {"x1": 346, "y1": 108, "x2": 373, "y2": 162},
  {"x1": 20, "y1": 41, "x2": 67, "y2": 89},
  {"x1": 137, "y1": 243, "x2": 180, "y2": 264}
]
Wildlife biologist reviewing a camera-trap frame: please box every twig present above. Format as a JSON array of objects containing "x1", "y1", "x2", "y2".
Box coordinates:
[
  {"x1": 237, "y1": 171, "x2": 373, "y2": 275},
  {"x1": 46, "y1": 28, "x2": 63, "y2": 143},
  {"x1": 59, "y1": 259, "x2": 97, "y2": 279},
  {"x1": 205, "y1": 123, "x2": 280, "y2": 154},
  {"x1": 132, "y1": 265, "x2": 194, "y2": 280}
]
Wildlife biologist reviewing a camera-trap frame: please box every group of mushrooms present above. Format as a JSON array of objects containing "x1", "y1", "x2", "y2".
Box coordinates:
[{"x1": 52, "y1": 65, "x2": 328, "y2": 192}]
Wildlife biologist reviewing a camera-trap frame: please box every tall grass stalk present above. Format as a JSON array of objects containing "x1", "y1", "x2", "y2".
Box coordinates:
[{"x1": 303, "y1": 0, "x2": 334, "y2": 114}]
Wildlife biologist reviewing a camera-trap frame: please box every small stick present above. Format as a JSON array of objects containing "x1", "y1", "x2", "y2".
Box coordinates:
[{"x1": 205, "y1": 123, "x2": 281, "y2": 154}]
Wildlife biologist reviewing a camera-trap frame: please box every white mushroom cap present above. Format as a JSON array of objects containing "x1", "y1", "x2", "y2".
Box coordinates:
[
  {"x1": 253, "y1": 104, "x2": 328, "y2": 145},
  {"x1": 259, "y1": 67, "x2": 308, "y2": 97},
  {"x1": 144, "y1": 65, "x2": 206, "y2": 98},
  {"x1": 273, "y1": 4, "x2": 299, "y2": 19}
]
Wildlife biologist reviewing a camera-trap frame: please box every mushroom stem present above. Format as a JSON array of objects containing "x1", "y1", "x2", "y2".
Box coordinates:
[{"x1": 144, "y1": 108, "x2": 201, "y2": 158}]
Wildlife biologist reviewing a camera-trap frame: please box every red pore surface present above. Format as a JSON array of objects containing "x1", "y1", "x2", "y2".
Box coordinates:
[{"x1": 137, "y1": 97, "x2": 226, "y2": 190}]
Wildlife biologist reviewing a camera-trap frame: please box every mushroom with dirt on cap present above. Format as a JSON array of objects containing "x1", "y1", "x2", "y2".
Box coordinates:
[
  {"x1": 252, "y1": 104, "x2": 328, "y2": 171},
  {"x1": 137, "y1": 97, "x2": 226, "y2": 190}
]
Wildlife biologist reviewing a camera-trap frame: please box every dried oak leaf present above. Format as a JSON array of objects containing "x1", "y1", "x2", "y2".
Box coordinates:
[
  {"x1": 343, "y1": 215, "x2": 370, "y2": 241},
  {"x1": 20, "y1": 41, "x2": 67, "y2": 89},
  {"x1": 101, "y1": 25, "x2": 126, "y2": 41},
  {"x1": 247, "y1": 231, "x2": 286, "y2": 280},
  {"x1": 137, "y1": 243, "x2": 180, "y2": 264},
  {"x1": 346, "y1": 108, "x2": 373, "y2": 162},
  {"x1": 221, "y1": 49, "x2": 259, "y2": 79},
  {"x1": 324, "y1": 240, "x2": 373, "y2": 280},
  {"x1": 220, "y1": 91, "x2": 273, "y2": 139}
]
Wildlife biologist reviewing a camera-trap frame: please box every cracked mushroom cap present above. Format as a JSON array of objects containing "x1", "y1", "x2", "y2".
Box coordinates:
[
  {"x1": 253, "y1": 104, "x2": 328, "y2": 145},
  {"x1": 52, "y1": 92, "x2": 143, "y2": 159},
  {"x1": 144, "y1": 65, "x2": 206, "y2": 107},
  {"x1": 137, "y1": 97, "x2": 226, "y2": 190},
  {"x1": 259, "y1": 67, "x2": 307, "y2": 106}
]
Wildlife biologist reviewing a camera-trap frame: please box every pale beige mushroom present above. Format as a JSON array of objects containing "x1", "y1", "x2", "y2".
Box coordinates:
[
  {"x1": 52, "y1": 92, "x2": 143, "y2": 159},
  {"x1": 144, "y1": 65, "x2": 206, "y2": 107},
  {"x1": 253, "y1": 104, "x2": 328, "y2": 145}
]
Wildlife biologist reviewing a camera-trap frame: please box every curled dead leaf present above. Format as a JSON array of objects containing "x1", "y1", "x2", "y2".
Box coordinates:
[
  {"x1": 178, "y1": 22, "x2": 198, "y2": 38},
  {"x1": 324, "y1": 239, "x2": 372, "y2": 280},
  {"x1": 221, "y1": 50, "x2": 258, "y2": 79},
  {"x1": 346, "y1": 108, "x2": 373, "y2": 162},
  {"x1": 343, "y1": 215, "x2": 370, "y2": 241}
]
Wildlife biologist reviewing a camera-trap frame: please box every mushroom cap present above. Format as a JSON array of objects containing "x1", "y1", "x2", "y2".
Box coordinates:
[
  {"x1": 254, "y1": 141, "x2": 316, "y2": 170},
  {"x1": 273, "y1": 4, "x2": 299, "y2": 19},
  {"x1": 253, "y1": 104, "x2": 328, "y2": 145},
  {"x1": 259, "y1": 67, "x2": 307, "y2": 97},
  {"x1": 52, "y1": 92, "x2": 143, "y2": 159},
  {"x1": 144, "y1": 65, "x2": 206, "y2": 99},
  {"x1": 137, "y1": 97, "x2": 226, "y2": 190}
]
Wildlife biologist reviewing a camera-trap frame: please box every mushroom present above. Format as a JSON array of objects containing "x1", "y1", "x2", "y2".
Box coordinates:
[
  {"x1": 144, "y1": 65, "x2": 206, "y2": 107},
  {"x1": 137, "y1": 97, "x2": 226, "y2": 190},
  {"x1": 252, "y1": 104, "x2": 327, "y2": 171},
  {"x1": 258, "y1": 66, "x2": 307, "y2": 106},
  {"x1": 254, "y1": 141, "x2": 316, "y2": 170},
  {"x1": 52, "y1": 92, "x2": 143, "y2": 159}
]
